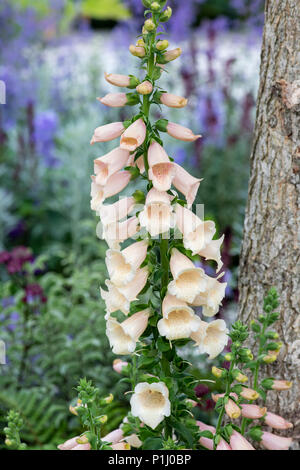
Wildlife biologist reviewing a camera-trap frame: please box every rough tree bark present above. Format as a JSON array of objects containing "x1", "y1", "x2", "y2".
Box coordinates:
[{"x1": 239, "y1": 0, "x2": 300, "y2": 445}]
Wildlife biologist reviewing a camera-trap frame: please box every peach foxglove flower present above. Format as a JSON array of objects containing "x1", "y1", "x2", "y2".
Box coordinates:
[
  {"x1": 105, "y1": 240, "x2": 148, "y2": 286},
  {"x1": 271, "y1": 380, "x2": 292, "y2": 390},
  {"x1": 94, "y1": 147, "x2": 130, "y2": 186},
  {"x1": 191, "y1": 319, "x2": 228, "y2": 360},
  {"x1": 138, "y1": 188, "x2": 175, "y2": 236},
  {"x1": 198, "y1": 235, "x2": 224, "y2": 273},
  {"x1": 120, "y1": 118, "x2": 146, "y2": 152},
  {"x1": 102, "y1": 428, "x2": 124, "y2": 445},
  {"x1": 175, "y1": 204, "x2": 216, "y2": 253},
  {"x1": 261, "y1": 432, "x2": 292, "y2": 450},
  {"x1": 101, "y1": 267, "x2": 148, "y2": 315},
  {"x1": 111, "y1": 442, "x2": 130, "y2": 450},
  {"x1": 99, "y1": 197, "x2": 136, "y2": 226},
  {"x1": 190, "y1": 274, "x2": 227, "y2": 317},
  {"x1": 173, "y1": 164, "x2": 202, "y2": 207},
  {"x1": 129, "y1": 45, "x2": 146, "y2": 58},
  {"x1": 263, "y1": 412, "x2": 293, "y2": 430},
  {"x1": 240, "y1": 404, "x2": 267, "y2": 419},
  {"x1": 196, "y1": 421, "x2": 231, "y2": 450},
  {"x1": 161, "y1": 48, "x2": 182, "y2": 63},
  {"x1": 211, "y1": 392, "x2": 238, "y2": 403},
  {"x1": 98, "y1": 93, "x2": 128, "y2": 108},
  {"x1": 58, "y1": 436, "x2": 91, "y2": 451},
  {"x1": 157, "y1": 294, "x2": 201, "y2": 340},
  {"x1": 130, "y1": 382, "x2": 171, "y2": 429},
  {"x1": 240, "y1": 388, "x2": 260, "y2": 400},
  {"x1": 90, "y1": 171, "x2": 131, "y2": 212},
  {"x1": 101, "y1": 216, "x2": 139, "y2": 249},
  {"x1": 167, "y1": 122, "x2": 201, "y2": 142},
  {"x1": 136, "y1": 81, "x2": 153, "y2": 95},
  {"x1": 224, "y1": 398, "x2": 241, "y2": 419},
  {"x1": 168, "y1": 248, "x2": 207, "y2": 303},
  {"x1": 124, "y1": 434, "x2": 143, "y2": 448},
  {"x1": 148, "y1": 141, "x2": 176, "y2": 191},
  {"x1": 90, "y1": 122, "x2": 124, "y2": 144},
  {"x1": 160, "y1": 93, "x2": 188, "y2": 108},
  {"x1": 104, "y1": 73, "x2": 138, "y2": 88},
  {"x1": 113, "y1": 359, "x2": 128, "y2": 374},
  {"x1": 106, "y1": 309, "x2": 150, "y2": 355},
  {"x1": 230, "y1": 431, "x2": 255, "y2": 450}
]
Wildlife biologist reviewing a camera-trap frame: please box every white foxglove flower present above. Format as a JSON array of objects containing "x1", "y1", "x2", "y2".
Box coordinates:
[
  {"x1": 191, "y1": 319, "x2": 228, "y2": 359},
  {"x1": 90, "y1": 171, "x2": 131, "y2": 211},
  {"x1": 102, "y1": 216, "x2": 139, "y2": 249},
  {"x1": 130, "y1": 382, "x2": 171, "y2": 429},
  {"x1": 190, "y1": 274, "x2": 227, "y2": 317},
  {"x1": 175, "y1": 204, "x2": 216, "y2": 254},
  {"x1": 147, "y1": 141, "x2": 176, "y2": 191},
  {"x1": 101, "y1": 267, "x2": 148, "y2": 315},
  {"x1": 94, "y1": 147, "x2": 130, "y2": 186},
  {"x1": 99, "y1": 197, "x2": 136, "y2": 225},
  {"x1": 139, "y1": 188, "x2": 175, "y2": 237},
  {"x1": 168, "y1": 248, "x2": 207, "y2": 303},
  {"x1": 157, "y1": 294, "x2": 201, "y2": 340},
  {"x1": 173, "y1": 164, "x2": 202, "y2": 208},
  {"x1": 106, "y1": 240, "x2": 148, "y2": 286},
  {"x1": 198, "y1": 235, "x2": 224, "y2": 273},
  {"x1": 106, "y1": 309, "x2": 150, "y2": 355}
]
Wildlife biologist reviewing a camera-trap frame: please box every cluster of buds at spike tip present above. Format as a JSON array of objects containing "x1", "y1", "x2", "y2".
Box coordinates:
[{"x1": 88, "y1": 0, "x2": 229, "y2": 434}]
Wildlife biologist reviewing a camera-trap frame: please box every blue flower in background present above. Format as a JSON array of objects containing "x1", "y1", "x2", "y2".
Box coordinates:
[{"x1": 34, "y1": 110, "x2": 60, "y2": 167}]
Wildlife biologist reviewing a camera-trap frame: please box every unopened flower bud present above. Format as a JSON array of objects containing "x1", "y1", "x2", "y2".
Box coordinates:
[
  {"x1": 136, "y1": 81, "x2": 153, "y2": 95},
  {"x1": 69, "y1": 405, "x2": 78, "y2": 416},
  {"x1": 232, "y1": 370, "x2": 248, "y2": 383},
  {"x1": 151, "y1": 2, "x2": 160, "y2": 11},
  {"x1": 159, "y1": 48, "x2": 182, "y2": 64},
  {"x1": 160, "y1": 6, "x2": 172, "y2": 22},
  {"x1": 267, "y1": 379, "x2": 292, "y2": 391},
  {"x1": 212, "y1": 366, "x2": 226, "y2": 378},
  {"x1": 225, "y1": 399, "x2": 241, "y2": 419},
  {"x1": 103, "y1": 393, "x2": 114, "y2": 404},
  {"x1": 263, "y1": 353, "x2": 277, "y2": 363},
  {"x1": 98, "y1": 415, "x2": 108, "y2": 424},
  {"x1": 144, "y1": 19, "x2": 156, "y2": 32},
  {"x1": 240, "y1": 388, "x2": 260, "y2": 400},
  {"x1": 76, "y1": 435, "x2": 89, "y2": 445},
  {"x1": 156, "y1": 40, "x2": 169, "y2": 51},
  {"x1": 224, "y1": 353, "x2": 233, "y2": 361},
  {"x1": 129, "y1": 45, "x2": 146, "y2": 58},
  {"x1": 5, "y1": 439, "x2": 13, "y2": 447}
]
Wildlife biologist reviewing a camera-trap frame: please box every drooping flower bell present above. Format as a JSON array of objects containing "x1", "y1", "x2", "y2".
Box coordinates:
[
  {"x1": 120, "y1": 118, "x2": 147, "y2": 151},
  {"x1": 105, "y1": 240, "x2": 148, "y2": 286},
  {"x1": 138, "y1": 188, "x2": 175, "y2": 236},
  {"x1": 90, "y1": 122, "x2": 124, "y2": 144},
  {"x1": 130, "y1": 382, "x2": 171, "y2": 430},
  {"x1": 106, "y1": 309, "x2": 150, "y2": 355},
  {"x1": 191, "y1": 319, "x2": 229, "y2": 359},
  {"x1": 157, "y1": 294, "x2": 201, "y2": 340}
]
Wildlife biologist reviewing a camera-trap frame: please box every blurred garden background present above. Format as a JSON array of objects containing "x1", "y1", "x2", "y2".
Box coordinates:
[{"x1": 0, "y1": 0, "x2": 265, "y2": 449}]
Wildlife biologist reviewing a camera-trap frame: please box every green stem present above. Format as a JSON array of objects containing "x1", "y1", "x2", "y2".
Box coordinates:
[
  {"x1": 214, "y1": 359, "x2": 235, "y2": 448},
  {"x1": 253, "y1": 323, "x2": 267, "y2": 390}
]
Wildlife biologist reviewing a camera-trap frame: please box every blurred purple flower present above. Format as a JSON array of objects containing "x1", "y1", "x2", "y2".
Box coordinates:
[
  {"x1": 195, "y1": 384, "x2": 210, "y2": 398},
  {"x1": 34, "y1": 110, "x2": 60, "y2": 167},
  {"x1": 22, "y1": 283, "x2": 47, "y2": 304},
  {"x1": 7, "y1": 311, "x2": 20, "y2": 332}
]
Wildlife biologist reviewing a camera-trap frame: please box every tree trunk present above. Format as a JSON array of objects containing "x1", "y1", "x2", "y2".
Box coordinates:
[{"x1": 239, "y1": 0, "x2": 300, "y2": 446}]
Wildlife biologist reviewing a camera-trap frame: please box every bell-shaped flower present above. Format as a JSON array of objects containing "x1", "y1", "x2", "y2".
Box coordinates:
[
  {"x1": 58, "y1": 436, "x2": 91, "y2": 451},
  {"x1": 160, "y1": 93, "x2": 188, "y2": 108},
  {"x1": 93, "y1": 147, "x2": 130, "y2": 186},
  {"x1": 139, "y1": 188, "x2": 175, "y2": 237},
  {"x1": 90, "y1": 122, "x2": 124, "y2": 144},
  {"x1": 261, "y1": 432, "x2": 292, "y2": 451},
  {"x1": 130, "y1": 382, "x2": 171, "y2": 430},
  {"x1": 191, "y1": 319, "x2": 229, "y2": 359},
  {"x1": 124, "y1": 434, "x2": 143, "y2": 448},
  {"x1": 270, "y1": 380, "x2": 292, "y2": 391},
  {"x1": 98, "y1": 93, "x2": 128, "y2": 108},
  {"x1": 263, "y1": 412, "x2": 293, "y2": 430},
  {"x1": 106, "y1": 309, "x2": 150, "y2": 355},
  {"x1": 148, "y1": 141, "x2": 176, "y2": 191},
  {"x1": 102, "y1": 428, "x2": 124, "y2": 445},
  {"x1": 157, "y1": 294, "x2": 201, "y2": 340},
  {"x1": 101, "y1": 267, "x2": 148, "y2": 315},
  {"x1": 241, "y1": 404, "x2": 267, "y2": 419},
  {"x1": 167, "y1": 122, "x2": 201, "y2": 142},
  {"x1": 160, "y1": 48, "x2": 182, "y2": 63},
  {"x1": 230, "y1": 431, "x2": 255, "y2": 450},
  {"x1": 168, "y1": 248, "x2": 207, "y2": 303},
  {"x1": 198, "y1": 235, "x2": 224, "y2": 273},
  {"x1": 101, "y1": 216, "x2": 139, "y2": 249},
  {"x1": 173, "y1": 164, "x2": 202, "y2": 207},
  {"x1": 225, "y1": 398, "x2": 241, "y2": 419},
  {"x1": 99, "y1": 197, "x2": 136, "y2": 226},
  {"x1": 196, "y1": 421, "x2": 231, "y2": 450},
  {"x1": 90, "y1": 171, "x2": 131, "y2": 212},
  {"x1": 190, "y1": 274, "x2": 227, "y2": 317},
  {"x1": 175, "y1": 204, "x2": 216, "y2": 254},
  {"x1": 106, "y1": 240, "x2": 148, "y2": 286},
  {"x1": 104, "y1": 73, "x2": 138, "y2": 88},
  {"x1": 120, "y1": 118, "x2": 146, "y2": 152}
]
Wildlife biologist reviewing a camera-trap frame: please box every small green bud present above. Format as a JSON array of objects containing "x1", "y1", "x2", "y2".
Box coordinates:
[
  {"x1": 5, "y1": 439, "x2": 13, "y2": 447},
  {"x1": 156, "y1": 39, "x2": 169, "y2": 51},
  {"x1": 128, "y1": 76, "x2": 140, "y2": 89},
  {"x1": 160, "y1": 6, "x2": 172, "y2": 22},
  {"x1": 98, "y1": 415, "x2": 108, "y2": 424},
  {"x1": 142, "y1": 0, "x2": 151, "y2": 7},
  {"x1": 151, "y1": 2, "x2": 161, "y2": 11},
  {"x1": 265, "y1": 331, "x2": 279, "y2": 339},
  {"x1": 250, "y1": 320, "x2": 261, "y2": 333},
  {"x1": 102, "y1": 393, "x2": 114, "y2": 404},
  {"x1": 248, "y1": 426, "x2": 263, "y2": 442},
  {"x1": 144, "y1": 19, "x2": 156, "y2": 32},
  {"x1": 155, "y1": 118, "x2": 169, "y2": 132},
  {"x1": 212, "y1": 366, "x2": 227, "y2": 379},
  {"x1": 262, "y1": 353, "x2": 277, "y2": 363},
  {"x1": 224, "y1": 352, "x2": 234, "y2": 362},
  {"x1": 133, "y1": 189, "x2": 146, "y2": 204}
]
